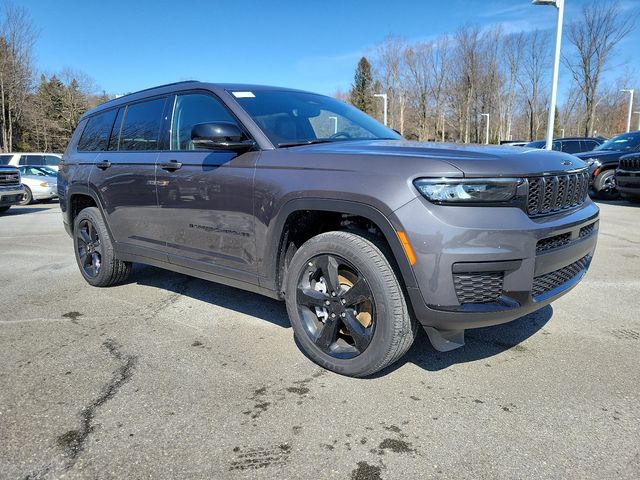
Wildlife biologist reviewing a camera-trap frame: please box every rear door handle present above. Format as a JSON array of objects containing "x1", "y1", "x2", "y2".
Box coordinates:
[
  {"x1": 96, "y1": 160, "x2": 111, "y2": 170},
  {"x1": 160, "y1": 160, "x2": 183, "y2": 171}
]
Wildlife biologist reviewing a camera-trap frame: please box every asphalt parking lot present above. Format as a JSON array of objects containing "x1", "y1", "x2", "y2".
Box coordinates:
[{"x1": 1, "y1": 201, "x2": 639, "y2": 480}]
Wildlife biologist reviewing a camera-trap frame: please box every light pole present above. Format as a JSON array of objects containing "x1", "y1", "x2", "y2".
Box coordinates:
[
  {"x1": 621, "y1": 89, "x2": 634, "y2": 132},
  {"x1": 374, "y1": 93, "x2": 388, "y2": 126},
  {"x1": 533, "y1": 0, "x2": 564, "y2": 150},
  {"x1": 328, "y1": 116, "x2": 338, "y2": 134},
  {"x1": 480, "y1": 113, "x2": 490, "y2": 145},
  {"x1": 441, "y1": 110, "x2": 445, "y2": 142},
  {"x1": 634, "y1": 111, "x2": 640, "y2": 131},
  {"x1": 561, "y1": 128, "x2": 565, "y2": 137}
]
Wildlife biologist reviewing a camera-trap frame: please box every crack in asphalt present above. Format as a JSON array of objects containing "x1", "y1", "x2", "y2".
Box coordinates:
[{"x1": 56, "y1": 338, "x2": 137, "y2": 470}]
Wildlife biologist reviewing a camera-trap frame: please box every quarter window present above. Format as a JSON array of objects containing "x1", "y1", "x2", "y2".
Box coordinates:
[
  {"x1": 45, "y1": 155, "x2": 60, "y2": 166},
  {"x1": 171, "y1": 93, "x2": 236, "y2": 150},
  {"x1": 78, "y1": 109, "x2": 118, "y2": 152},
  {"x1": 119, "y1": 98, "x2": 166, "y2": 151}
]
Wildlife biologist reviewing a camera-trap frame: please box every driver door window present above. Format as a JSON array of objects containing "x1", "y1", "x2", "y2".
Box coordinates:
[{"x1": 171, "y1": 93, "x2": 236, "y2": 150}]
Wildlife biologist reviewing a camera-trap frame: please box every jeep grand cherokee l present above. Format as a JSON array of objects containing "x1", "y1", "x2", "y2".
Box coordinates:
[{"x1": 59, "y1": 81, "x2": 599, "y2": 377}]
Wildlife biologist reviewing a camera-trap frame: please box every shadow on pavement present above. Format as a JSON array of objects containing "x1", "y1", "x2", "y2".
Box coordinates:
[
  {"x1": 128, "y1": 265, "x2": 552, "y2": 374},
  {"x1": 1, "y1": 206, "x2": 52, "y2": 215}
]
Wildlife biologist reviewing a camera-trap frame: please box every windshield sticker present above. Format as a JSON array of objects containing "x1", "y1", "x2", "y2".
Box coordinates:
[{"x1": 232, "y1": 91, "x2": 255, "y2": 98}]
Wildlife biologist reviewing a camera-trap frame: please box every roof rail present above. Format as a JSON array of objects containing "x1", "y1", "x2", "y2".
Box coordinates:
[{"x1": 105, "y1": 80, "x2": 200, "y2": 104}]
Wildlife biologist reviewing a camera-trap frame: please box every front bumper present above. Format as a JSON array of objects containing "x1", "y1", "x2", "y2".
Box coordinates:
[
  {"x1": 394, "y1": 197, "x2": 599, "y2": 330},
  {"x1": 616, "y1": 169, "x2": 640, "y2": 197},
  {"x1": 0, "y1": 184, "x2": 25, "y2": 206}
]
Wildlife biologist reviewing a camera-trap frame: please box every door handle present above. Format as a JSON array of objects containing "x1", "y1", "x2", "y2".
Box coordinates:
[
  {"x1": 96, "y1": 160, "x2": 111, "y2": 170},
  {"x1": 160, "y1": 160, "x2": 183, "y2": 171}
]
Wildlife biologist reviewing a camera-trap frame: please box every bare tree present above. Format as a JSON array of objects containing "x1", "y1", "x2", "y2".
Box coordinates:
[
  {"x1": 564, "y1": 0, "x2": 635, "y2": 136},
  {"x1": 0, "y1": 1, "x2": 37, "y2": 152}
]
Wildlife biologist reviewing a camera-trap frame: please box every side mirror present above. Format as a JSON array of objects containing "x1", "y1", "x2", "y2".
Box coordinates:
[{"x1": 191, "y1": 122, "x2": 255, "y2": 151}]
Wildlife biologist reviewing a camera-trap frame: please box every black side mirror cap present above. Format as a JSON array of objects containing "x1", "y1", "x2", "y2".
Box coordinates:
[{"x1": 191, "y1": 122, "x2": 255, "y2": 151}]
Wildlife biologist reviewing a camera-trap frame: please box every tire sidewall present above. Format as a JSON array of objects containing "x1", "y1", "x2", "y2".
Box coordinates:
[
  {"x1": 284, "y1": 233, "x2": 399, "y2": 377},
  {"x1": 19, "y1": 186, "x2": 32, "y2": 205},
  {"x1": 595, "y1": 170, "x2": 618, "y2": 200}
]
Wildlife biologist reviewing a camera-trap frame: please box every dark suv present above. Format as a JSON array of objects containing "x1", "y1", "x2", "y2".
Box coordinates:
[
  {"x1": 59, "y1": 81, "x2": 599, "y2": 377},
  {"x1": 525, "y1": 137, "x2": 603, "y2": 154}
]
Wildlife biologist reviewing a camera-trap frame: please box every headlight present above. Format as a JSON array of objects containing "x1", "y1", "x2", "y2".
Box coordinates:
[
  {"x1": 585, "y1": 158, "x2": 601, "y2": 167},
  {"x1": 414, "y1": 178, "x2": 522, "y2": 203}
]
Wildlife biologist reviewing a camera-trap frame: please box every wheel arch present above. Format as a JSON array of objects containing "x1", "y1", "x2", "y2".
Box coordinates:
[{"x1": 264, "y1": 198, "x2": 419, "y2": 296}]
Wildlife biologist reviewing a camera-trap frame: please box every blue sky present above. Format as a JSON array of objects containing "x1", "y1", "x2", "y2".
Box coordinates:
[{"x1": 21, "y1": 0, "x2": 640, "y2": 99}]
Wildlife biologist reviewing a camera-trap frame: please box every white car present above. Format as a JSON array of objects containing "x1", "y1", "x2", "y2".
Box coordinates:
[
  {"x1": 0, "y1": 152, "x2": 62, "y2": 171},
  {"x1": 16, "y1": 166, "x2": 58, "y2": 205}
]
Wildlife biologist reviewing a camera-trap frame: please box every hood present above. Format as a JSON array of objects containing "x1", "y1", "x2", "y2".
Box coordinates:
[
  {"x1": 292, "y1": 140, "x2": 586, "y2": 177},
  {"x1": 574, "y1": 150, "x2": 625, "y2": 161}
]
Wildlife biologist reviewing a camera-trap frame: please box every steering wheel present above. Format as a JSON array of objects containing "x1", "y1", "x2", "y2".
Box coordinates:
[{"x1": 329, "y1": 131, "x2": 352, "y2": 139}]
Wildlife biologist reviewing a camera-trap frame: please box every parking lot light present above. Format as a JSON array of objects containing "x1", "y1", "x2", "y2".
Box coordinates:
[
  {"x1": 480, "y1": 113, "x2": 490, "y2": 144},
  {"x1": 328, "y1": 116, "x2": 338, "y2": 134},
  {"x1": 621, "y1": 89, "x2": 634, "y2": 132},
  {"x1": 533, "y1": 0, "x2": 564, "y2": 150},
  {"x1": 373, "y1": 93, "x2": 388, "y2": 126}
]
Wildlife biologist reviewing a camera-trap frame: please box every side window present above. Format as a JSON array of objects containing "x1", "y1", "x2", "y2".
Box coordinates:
[
  {"x1": 20, "y1": 155, "x2": 44, "y2": 166},
  {"x1": 562, "y1": 141, "x2": 581, "y2": 154},
  {"x1": 171, "y1": 93, "x2": 236, "y2": 150},
  {"x1": 585, "y1": 141, "x2": 598, "y2": 151},
  {"x1": 551, "y1": 141, "x2": 561, "y2": 151},
  {"x1": 0, "y1": 154, "x2": 12, "y2": 165},
  {"x1": 119, "y1": 98, "x2": 166, "y2": 151},
  {"x1": 78, "y1": 109, "x2": 118, "y2": 152},
  {"x1": 45, "y1": 155, "x2": 60, "y2": 166}
]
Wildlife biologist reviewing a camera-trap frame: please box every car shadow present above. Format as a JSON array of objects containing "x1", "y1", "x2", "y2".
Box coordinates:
[
  {"x1": 593, "y1": 198, "x2": 639, "y2": 208},
  {"x1": 2, "y1": 206, "x2": 52, "y2": 215},
  {"x1": 127, "y1": 265, "x2": 552, "y2": 374}
]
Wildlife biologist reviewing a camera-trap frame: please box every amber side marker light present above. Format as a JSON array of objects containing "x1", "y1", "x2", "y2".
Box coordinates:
[{"x1": 396, "y1": 231, "x2": 417, "y2": 266}]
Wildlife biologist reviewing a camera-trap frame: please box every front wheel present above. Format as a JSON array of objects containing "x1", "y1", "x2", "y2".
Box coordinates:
[
  {"x1": 19, "y1": 186, "x2": 33, "y2": 205},
  {"x1": 594, "y1": 170, "x2": 619, "y2": 200},
  {"x1": 284, "y1": 231, "x2": 416, "y2": 377}
]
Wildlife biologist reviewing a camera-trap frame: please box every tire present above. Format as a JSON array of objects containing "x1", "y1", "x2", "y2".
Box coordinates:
[
  {"x1": 0, "y1": 206, "x2": 9, "y2": 213},
  {"x1": 284, "y1": 231, "x2": 417, "y2": 377},
  {"x1": 594, "y1": 169, "x2": 619, "y2": 200},
  {"x1": 19, "y1": 186, "x2": 33, "y2": 205},
  {"x1": 73, "y1": 207, "x2": 132, "y2": 287}
]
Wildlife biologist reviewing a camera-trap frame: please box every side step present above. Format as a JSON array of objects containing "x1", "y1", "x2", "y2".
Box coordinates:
[{"x1": 423, "y1": 327, "x2": 465, "y2": 352}]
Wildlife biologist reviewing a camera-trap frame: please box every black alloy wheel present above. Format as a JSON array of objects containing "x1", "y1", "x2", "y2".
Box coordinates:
[
  {"x1": 76, "y1": 218, "x2": 102, "y2": 278},
  {"x1": 296, "y1": 254, "x2": 375, "y2": 359}
]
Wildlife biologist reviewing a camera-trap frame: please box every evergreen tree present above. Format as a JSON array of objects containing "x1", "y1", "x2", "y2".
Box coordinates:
[{"x1": 349, "y1": 57, "x2": 374, "y2": 114}]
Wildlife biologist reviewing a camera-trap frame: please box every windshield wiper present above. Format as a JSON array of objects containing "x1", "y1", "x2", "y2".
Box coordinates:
[{"x1": 277, "y1": 139, "x2": 338, "y2": 148}]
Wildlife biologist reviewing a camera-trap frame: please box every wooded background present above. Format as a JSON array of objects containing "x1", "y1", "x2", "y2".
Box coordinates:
[{"x1": 0, "y1": 0, "x2": 636, "y2": 153}]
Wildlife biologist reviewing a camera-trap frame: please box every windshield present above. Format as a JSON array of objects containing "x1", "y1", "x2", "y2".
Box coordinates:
[
  {"x1": 230, "y1": 90, "x2": 401, "y2": 147},
  {"x1": 594, "y1": 132, "x2": 640, "y2": 152}
]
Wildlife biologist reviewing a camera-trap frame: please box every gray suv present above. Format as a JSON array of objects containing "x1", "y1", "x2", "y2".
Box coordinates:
[{"x1": 59, "y1": 81, "x2": 599, "y2": 377}]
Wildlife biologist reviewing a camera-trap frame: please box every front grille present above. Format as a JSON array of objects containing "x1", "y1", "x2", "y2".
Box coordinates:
[
  {"x1": 531, "y1": 255, "x2": 591, "y2": 297},
  {"x1": 579, "y1": 222, "x2": 596, "y2": 238},
  {"x1": 453, "y1": 272, "x2": 503, "y2": 304},
  {"x1": 619, "y1": 156, "x2": 640, "y2": 171},
  {"x1": 536, "y1": 232, "x2": 571, "y2": 253},
  {"x1": 0, "y1": 172, "x2": 20, "y2": 186},
  {"x1": 527, "y1": 171, "x2": 589, "y2": 217}
]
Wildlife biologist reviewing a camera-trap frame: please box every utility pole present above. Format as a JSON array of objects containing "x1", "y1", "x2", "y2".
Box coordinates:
[{"x1": 374, "y1": 93, "x2": 388, "y2": 126}]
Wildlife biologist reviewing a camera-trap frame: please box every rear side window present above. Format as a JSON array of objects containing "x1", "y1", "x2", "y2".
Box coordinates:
[
  {"x1": 171, "y1": 93, "x2": 236, "y2": 150},
  {"x1": 0, "y1": 154, "x2": 12, "y2": 165},
  {"x1": 582, "y1": 140, "x2": 597, "y2": 151},
  {"x1": 19, "y1": 155, "x2": 44, "y2": 166},
  {"x1": 44, "y1": 155, "x2": 60, "y2": 166},
  {"x1": 78, "y1": 109, "x2": 118, "y2": 151},
  {"x1": 561, "y1": 141, "x2": 581, "y2": 154},
  {"x1": 119, "y1": 98, "x2": 166, "y2": 151}
]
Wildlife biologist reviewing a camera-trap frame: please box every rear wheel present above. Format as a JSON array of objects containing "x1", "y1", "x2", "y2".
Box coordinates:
[
  {"x1": 19, "y1": 186, "x2": 33, "y2": 205},
  {"x1": 73, "y1": 207, "x2": 132, "y2": 287},
  {"x1": 284, "y1": 231, "x2": 416, "y2": 377},
  {"x1": 594, "y1": 170, "x2": 619, "y2": 200}
]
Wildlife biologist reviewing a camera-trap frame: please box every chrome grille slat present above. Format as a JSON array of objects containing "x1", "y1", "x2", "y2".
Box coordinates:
[
  {"x1": 527, "y1": 171, "x2": 588, "y2": 217},
  {"x1": 0, "y1": 172, "x2": 20, "y2": 185}
]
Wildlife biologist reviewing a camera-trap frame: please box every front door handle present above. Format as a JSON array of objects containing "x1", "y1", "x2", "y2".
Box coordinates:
[
  {"x1": 160, "y1": 160, "x2": 183, "y2": 171},
  {"x1": 96, "y1": 160, "x2": 111, "y2": 170}
]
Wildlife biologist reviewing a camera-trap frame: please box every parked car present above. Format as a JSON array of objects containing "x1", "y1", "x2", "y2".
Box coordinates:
[
  {"x1": 59, "y1": 81, "x2": 599, "y2": 377},
  {"x1": 525, "y1": 137, "x2": 604, "y2": 154},
  {"x1": 500, "y1": 140, "x2": 528, "y2": 147},
  {"x1": 575, "y1": 131, "x2": 640, "y2": 199},
  {"x1": 0, "y1": 165, "x2": 25, "y2": 213},
  {"x1": 615, "y1": 152, "x2": 640, "y2": 203},
  {"x1": 0, "y1": 152, "x2": 63, "y2": 171},
  {"x1": 16, "y1": 166, "x2": 58, "y2": 205}
]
